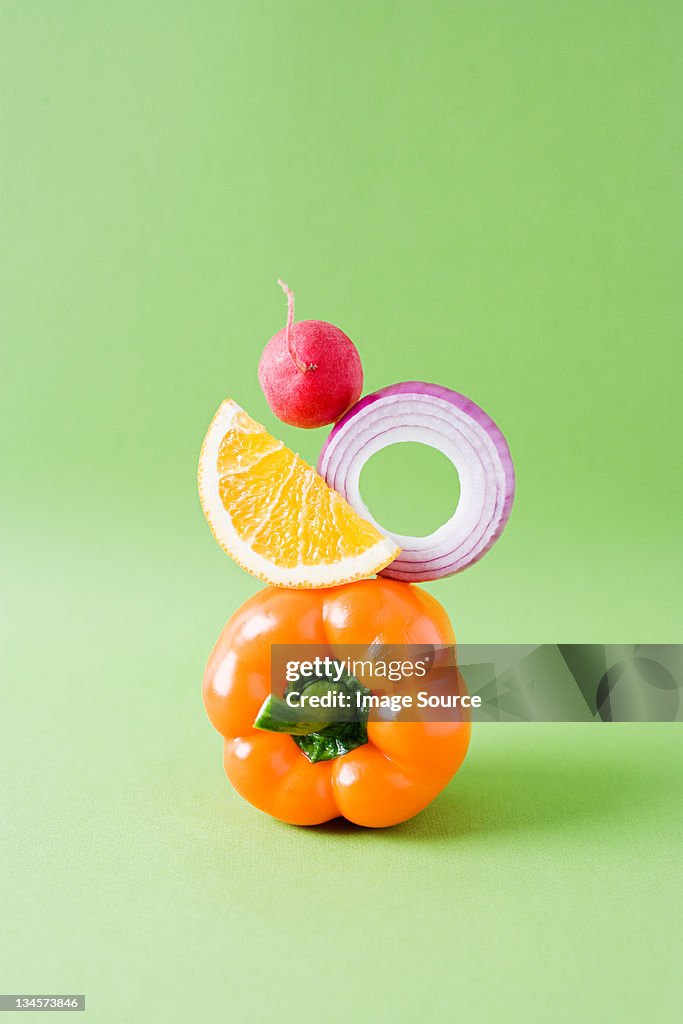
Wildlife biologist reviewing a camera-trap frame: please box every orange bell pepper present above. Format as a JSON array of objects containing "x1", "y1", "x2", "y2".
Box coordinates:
[{"x1": 203, "y1": 578, "x2": 470, "y2": 827}]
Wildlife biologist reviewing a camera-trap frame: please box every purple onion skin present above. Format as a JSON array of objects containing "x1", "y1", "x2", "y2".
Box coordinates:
[{"x1": 318, "y1": 381, "x2": 515, "y2": 582}]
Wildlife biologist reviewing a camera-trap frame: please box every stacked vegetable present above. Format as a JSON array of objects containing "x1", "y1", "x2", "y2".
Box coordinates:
[{"x1": 198, "y1": 283, "x2": 514, "y2": 827}]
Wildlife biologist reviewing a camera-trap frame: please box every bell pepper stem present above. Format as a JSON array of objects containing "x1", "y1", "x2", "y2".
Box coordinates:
[
  {"x1": 252, "y1": 667, "x2": 372, "y2": 763},
  {"x1": 254, "y1": 694, "x2": 325, "y2": 736}
]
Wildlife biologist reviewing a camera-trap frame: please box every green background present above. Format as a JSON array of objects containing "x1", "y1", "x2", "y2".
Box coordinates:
[{"x1": 1, "y1": 1, "x2": 681, "y2": 1020}]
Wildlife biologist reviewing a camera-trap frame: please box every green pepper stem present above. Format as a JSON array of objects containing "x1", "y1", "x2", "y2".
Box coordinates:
[
  {"x1": 253, "y1": 694, "x2": 326, "y2": 736},
  {"x1": 252, "y1": 666, "x2": 372, "y2": 763}
]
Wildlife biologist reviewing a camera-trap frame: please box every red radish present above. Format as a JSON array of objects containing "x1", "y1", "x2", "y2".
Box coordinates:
[{"x1": 258, "y1": 281, "x2": 364, "y2": 429}]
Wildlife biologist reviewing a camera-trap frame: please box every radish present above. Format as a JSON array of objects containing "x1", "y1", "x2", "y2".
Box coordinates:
[{"x1": 258, "y1": 281, "x2": 363, "y2": 429}]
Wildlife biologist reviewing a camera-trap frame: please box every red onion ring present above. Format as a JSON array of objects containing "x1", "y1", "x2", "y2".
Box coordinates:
[{"x1": 317, "y1": 382, "x2": 515, "y2": 581}]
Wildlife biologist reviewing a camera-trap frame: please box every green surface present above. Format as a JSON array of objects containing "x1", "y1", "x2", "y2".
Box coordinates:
[{"x1": 1, "y1": 1, "x2": 681, "y2": 1020}]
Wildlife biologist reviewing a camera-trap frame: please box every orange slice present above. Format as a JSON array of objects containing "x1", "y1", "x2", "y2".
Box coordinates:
[{"x1": 198, "y1": 400, "x2": 401, "y2": 588}]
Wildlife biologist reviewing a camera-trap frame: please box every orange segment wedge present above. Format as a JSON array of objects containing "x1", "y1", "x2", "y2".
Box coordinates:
[{"x1": 198, "y1": 400, "x2": 401, "y2": 588}]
